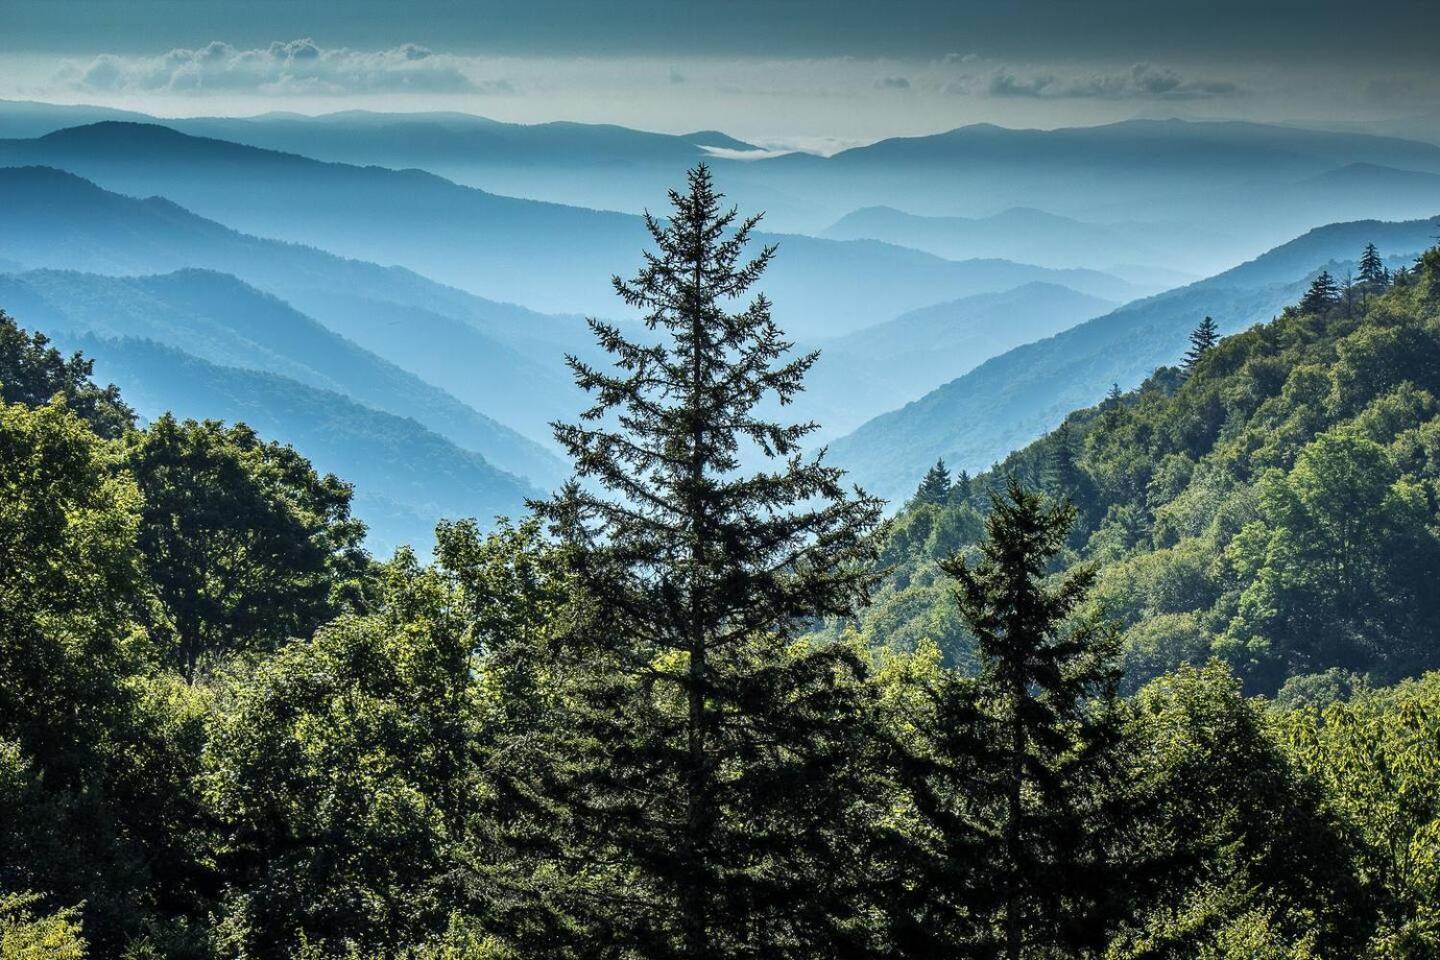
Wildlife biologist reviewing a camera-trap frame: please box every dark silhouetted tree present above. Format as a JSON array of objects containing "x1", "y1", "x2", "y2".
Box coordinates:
[
  {"x1": 1183, "y1": 316, "x2": 1220, "y2": 372},
  {"x1": 1358, "y1": 243, "x2": 1387, "y2": 287},
  {"x1": 938, "y1": 480, "x2": 1125, "y2": 960},
  {"x1": 500, "y1": 164, "x2": 885, "y2": 960},
  {"x1": 1300, "y1": 270, "x2": 1340, "y2": 313},
  {"x1": 915, "y1": 458, "x2": 951, "y2": 505},
  {"x1": 1047, "y1": 422, "x2": 1085, "y2": 507}
]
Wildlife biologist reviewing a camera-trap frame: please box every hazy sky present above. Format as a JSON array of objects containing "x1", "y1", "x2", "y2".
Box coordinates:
[{"x1": 4, "y1": 0, "x2": 1438, "y2": 148}]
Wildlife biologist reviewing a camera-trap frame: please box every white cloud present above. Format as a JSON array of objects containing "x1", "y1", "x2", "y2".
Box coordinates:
[
  {"x1": 986, "y1": 63, "x2": 1239, "y2": 100},
  {"x1": 53, "y1": 39, "x2": 510, "y2": 96}
]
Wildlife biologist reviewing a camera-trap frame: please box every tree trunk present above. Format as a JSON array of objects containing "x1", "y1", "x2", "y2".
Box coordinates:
[
  {"x1": 683, "y1": 250, "x2": 711, "y2": 960},
  {"x1": 1005, "y1": 669, "x2": 1025, "y2": 960}
]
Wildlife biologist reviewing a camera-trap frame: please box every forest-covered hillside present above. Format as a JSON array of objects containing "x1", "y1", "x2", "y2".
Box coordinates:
[
  {"x1": 829, "y1": 215, "x2": 1440, "y2": 502},
  {"x1": 834, "y1": 243, "x2": 1440, "y2": 698},
  {"x1": 3, "y1": 167, "x2": 1439, "y2": 960}
]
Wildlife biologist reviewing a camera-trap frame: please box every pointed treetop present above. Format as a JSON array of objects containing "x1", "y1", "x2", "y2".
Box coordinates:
[
  {"x1": 1300, "y1": 270, "x2": 1340, "y2": 313},
  {"x1": 915, "y1": 458, "x2": 951, "y2": 506},
  {"x1": 1183, "y1": 315, "x2": 1220, "y2": 371},
  {"x1": 1358, "y1": 242, "x2": 1387, "y2": 287}
]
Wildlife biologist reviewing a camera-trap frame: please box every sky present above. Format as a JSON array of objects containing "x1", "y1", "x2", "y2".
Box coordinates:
[{"x1": 4, "y1": 0, "x2": 1439, "y2": 149}]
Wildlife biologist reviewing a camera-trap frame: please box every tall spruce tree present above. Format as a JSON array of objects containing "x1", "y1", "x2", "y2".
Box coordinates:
[
  {"x1": 936, "y1": 480, "x2": 1125, "y2": 960},
  {"x1": 1358, "y1": 242, "x2": 1387, "y2": 287},
  {"x1": 1182, "y1": 316, "x2": 1219, "y2": 371},
  {"x1": 1046, "y1": 422, "x2": 1084, "y2": 502},
  {"x1": 499, "y1": 164, "x2": 886, "y2": 959},
  {"x1": 1300, "y1": 270, "x2": 1340, "y2": 313},
  {"x1": 915, "y1": 459, "x2": 951, "y2": 506}
]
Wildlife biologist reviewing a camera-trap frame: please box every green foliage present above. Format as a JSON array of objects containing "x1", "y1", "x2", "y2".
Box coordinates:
[
  {"x1": 203, "y1": 549, "x2": 476, "y2": 960},
  {"x1": 851, "y1": 244, "x2": 1440, "y2": 694},
  {"x1": 888, "y1": 482, "x2": 1127, "y2": 959},
  {"x1": 125, "y1": 414, "x2": 369, "y2": 677},
  {"x1": 5, "y1": 185, "x2": 1440, "y2": 960},
  {"x1": 1275, "y1": 673, "x2": 1440, "y2": 956},
  {"x1": 0, "y1": 308, "x2": 132, "y2": 438},
  {"x1": 1182, "y1": 316, "x2": 1220, "y2": 371},
  {"x1": 1222, "y1": 430, "x2": 1440, "y2": 684},
  {"x1": 0, "y1": 396, "x2": 161, "y2": 949},
  {"x1": 1116, "y1": 664, "x2": 1367, "y2": 956},
  {"x1": 509, "y1": 164, "x2": 886, "y2": 959},
  {"x1": 0, "y1": 892, "x2": 87, "y2": 960}
]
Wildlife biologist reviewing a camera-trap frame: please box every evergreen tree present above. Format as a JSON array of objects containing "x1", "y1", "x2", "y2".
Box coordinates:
[
  {"x1": 914, "y1": 458, "x2": 951, "y2": 506},
  {"x1": 501, "y1": 164, "x2": 885, "y2": 959},
  {"x1": 1358, "y1": 242, "x2": 1387, "y2": 287},
  {"x1": 937, "y1": 480, "x2": 1125, "y2": 960},
  {"x1": 1299, "y1": 270, "x2": 1340, "y2": 313},
  {"x1": 1047, "y1": 422, "x2": 1084, "y2": 500},
  {"x1": 1182, "y1": 316, "x2": 1220, "y2": 372},
  {"x1": 952, "y1": 469, "x2": 973, "y2": 505}
]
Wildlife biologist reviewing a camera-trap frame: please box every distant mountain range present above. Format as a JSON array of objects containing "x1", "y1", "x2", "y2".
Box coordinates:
[
  {"x1": 0, "y1": 123, "x2": 1145, "y2": 333},
  {"x1": 821, "y1": 206, "x2": 1214, "y2": 275},
  {"x1": 0, "y1": 164, "x2": 586, "y2": 446},
  {"x1": 0, "y1": 162, "x2": 1144, "y2": 492},
  {"x1": 11, "y1": 101, "x2": 1440, "y2": 279},
  {"x1": 70, "y1": 335, "x2": 538, "y2": 554},
  {"x1": 6, "y1": 104, "x2": 1440, "y2": 543},
  {"x1": 0, "y1": 100, "x2": 765, "y2": 216},
  {"x1": 828, "y1": 215, "x2": 1440, "y2": 503},
  {"x1": 734, "y1": 119, "x2": 1440, "y2": 272},
  {"x1": 0, "y1": 167, "x2": 586, "y2": 550},
  {"x1": 0, "y1": 267, "x2": 566, "y2": 487},
  {"x1": 801, "y1": 282, "x2": 1117, "y2": 438}
]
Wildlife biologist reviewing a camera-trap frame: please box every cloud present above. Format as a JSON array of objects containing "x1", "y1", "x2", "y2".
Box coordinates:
[
  {"x1": 54, "y1": 39, "x2": 509, "y2": 95},
  {"x1": 986, "y1": 63, "x2": 1239, "y2": 100},
  {"x1": 875, "y1": 75, "x2": 911, "y2": 90}
]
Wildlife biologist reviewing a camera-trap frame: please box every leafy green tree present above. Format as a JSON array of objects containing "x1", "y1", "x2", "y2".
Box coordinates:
[
  {"x1": 1223, "y1": 431, "x2": 1440, "y2": 682},
  {"x1": 866, "y1": 640, "x2": 992, "y2": 955},
  {"x1": 203, "y1": 548, "x2": 477, "y2": 960},
  {"x1": 1276, "y1": 674, "x2": 1440, "y2": 956},
  {"x1": 0, "y1": 892, "x2": 87, "y2": 960},
  {"x1": 1300, "y1": 271, "x2": 1340, "y2": 313},
  {"x1": 1111, "y1": 664, "x2": 1368, "y2": 958},
  {"x1": 125, "y1": 415, "x2": 369, "y2": 677},
  {"x1": 0, "y1": 396, "x2": 166, "y2": 950},
  {"x1": 0, "y1": 310, "x2": 132, "y2": 439},
  {"x1": 1183, "y1": 316, "x2": 1220, "y2": 371},
  {"x1": 505, "y1": 164, "x2": 885, "y2": 959},
  {"x1": 934, "y1": 480, "x2": 1125, "y2": 960}
]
